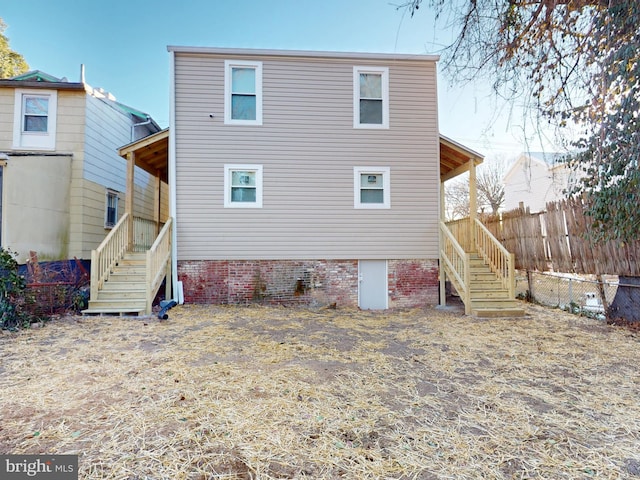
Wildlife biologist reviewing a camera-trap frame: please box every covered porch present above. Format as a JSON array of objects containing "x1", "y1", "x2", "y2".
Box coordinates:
[
  {"x1": 439, "y1": 135, "x2": 522, "y2": 317},
  {"x1": 84, "y1": 129, "x2": 172, "y2": 315}
]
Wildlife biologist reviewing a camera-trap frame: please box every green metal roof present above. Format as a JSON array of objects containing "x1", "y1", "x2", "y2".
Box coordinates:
[{"x1": 10, "y1": 70, "x2": 63, "y2": 82}]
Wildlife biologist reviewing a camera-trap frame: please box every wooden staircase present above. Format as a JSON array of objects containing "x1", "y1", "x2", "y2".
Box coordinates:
[
  {"x1": 441, "y1": 218, "x2": 525, "y2": 318},
  {"x1": 467, "y1": 254, "x2": 524, "y2": 317},
  {"x1": 83, "y1": 214, "x2": 173, "y2": 316},
  {"x1": 83, "y1": 252, "x2": 148, "y2": 315}
]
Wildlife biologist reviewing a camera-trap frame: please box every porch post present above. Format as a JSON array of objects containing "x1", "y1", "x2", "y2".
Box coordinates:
[
  {"x1": 126, "y1": 151, "x2": 135, "y2": 250},
  {"x1": 154, "y1": 169, "x2": 161, "y2": 235},
  {"x1": 439, "y1": 178, "x2": 446, "y2": 306},
  {"x1": 468, "y1": 158, "x2": 477, "y2": 250}
]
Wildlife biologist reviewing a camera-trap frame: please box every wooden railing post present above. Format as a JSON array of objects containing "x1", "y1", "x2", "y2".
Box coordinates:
[
  {"x1": 464, "y1": 252, "x2": 471, "y2": 315},
  {"x1": 90, "y1": 249, "x2": 98, "y2": 302}
]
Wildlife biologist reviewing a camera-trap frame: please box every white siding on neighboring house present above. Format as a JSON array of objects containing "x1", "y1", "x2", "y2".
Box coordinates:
[
  {"x1": 503, "y1": 152, "x2": 571, "y2": 212},
  {"x1": 172, "y1": 49, "x2": 440, "y2": 261},
  {"x1": 83, "y1": 94, "x2": 152, "y2": 191}
]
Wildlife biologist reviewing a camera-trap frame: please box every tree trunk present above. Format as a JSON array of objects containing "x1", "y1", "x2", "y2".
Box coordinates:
[{"x1": 608, "y1": 276, "x2": 640, "y2": 322}]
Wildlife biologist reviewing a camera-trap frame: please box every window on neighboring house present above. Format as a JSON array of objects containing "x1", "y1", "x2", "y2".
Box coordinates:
[
  {"x1": 23, "y1": 96, "x2": 49, "y2": 132},
  {"x1": 354, "y1": 167, "x2": 391, "y2": 208},
  {"x1": 224, "y1": 165, "x2": 263, "y2": 208},
  {"x1": 353, "y1": 66, "x2": 389, "y2": 129},
  {"x1": 105, "y1": 190, "x2": 119, "y2": 228},
  {"x1": 225, "y1": 60, "x2": 263, "y2": 125},
  {"x1": 12, "y1": 89, "x2": 58, "y2": 150}
]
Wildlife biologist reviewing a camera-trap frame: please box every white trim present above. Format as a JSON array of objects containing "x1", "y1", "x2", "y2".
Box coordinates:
[
  {"x1": 224, "y1": 60, "x2": 263, "y2": 125},
  {"x1": 353, "y1": 66, "x2": 389, "y2": 129},
  {"x1": 168, "y1": 45, "x2": 440, "y2": 62},
  {"x1": 12, "y1": 89, "x2": 58, "y2": 150},
  {"x1": 169, "y1": 50, "x2": 179, "y2": 301},
  {"x1": 354, "y1": 166, "x2": 391, "y2": 209},
  {"x1": 224, "y1": 164, "x2": 263, "y2": 208}
]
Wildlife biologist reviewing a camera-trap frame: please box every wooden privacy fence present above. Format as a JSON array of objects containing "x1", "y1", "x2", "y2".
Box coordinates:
[{"x1": 483, "y1": 198, "x2": 640, "y2": 276}]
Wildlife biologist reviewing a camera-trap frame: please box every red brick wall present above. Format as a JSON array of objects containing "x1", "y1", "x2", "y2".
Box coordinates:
[
  {"x1": 388, "y1": 259, "x2": 439, "y2": 308},
  {"x1": 178, "y1": 259, "x2": 439, "y2": 308}
]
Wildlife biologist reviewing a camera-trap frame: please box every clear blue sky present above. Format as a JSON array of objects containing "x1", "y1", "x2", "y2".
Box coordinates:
[{"x1": 2, "y1": 0, "x2": 544, "y2": 159}]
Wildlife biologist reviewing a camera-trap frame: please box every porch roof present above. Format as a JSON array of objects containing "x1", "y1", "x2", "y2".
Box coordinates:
[
  {"x1": 119, "y1": 128, "x2": 169, "y2": 182},
  {"x1": 439, "y1": 134, "x2": 484, "y2": 182}
]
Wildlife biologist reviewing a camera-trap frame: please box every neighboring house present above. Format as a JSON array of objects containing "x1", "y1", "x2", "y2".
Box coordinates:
[
  {"x1": 0, "y1": 70, "x2": 163, "y2": 264},
  {"x1": 503, "y1": 151, "x2": 574, "y2": 212},
  {"x1": 162, "y1": 46, "x2": 518, "y2": 312}
]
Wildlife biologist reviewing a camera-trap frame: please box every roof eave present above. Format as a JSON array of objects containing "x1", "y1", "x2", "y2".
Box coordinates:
[
  {"x1": 167, "y1": 45, "x2": 439, "y2": 62},
  {"x1": 0, "y1": 80, "x2": 86, "y2": 91}
]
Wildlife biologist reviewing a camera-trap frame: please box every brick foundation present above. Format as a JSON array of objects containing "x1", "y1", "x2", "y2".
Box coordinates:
[{"x1": 178, "y1": 259, "x2": 439, "y2": 308}]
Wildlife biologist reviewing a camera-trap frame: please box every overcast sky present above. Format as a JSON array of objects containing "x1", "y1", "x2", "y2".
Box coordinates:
[{"x1": 3, "y1": 0, "x2": 554, "y2": 160}]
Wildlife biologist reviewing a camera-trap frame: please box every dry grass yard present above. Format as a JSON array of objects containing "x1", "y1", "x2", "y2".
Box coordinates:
[{"x1": 1, "y1": 302, "x2": 639, "y2": 479}]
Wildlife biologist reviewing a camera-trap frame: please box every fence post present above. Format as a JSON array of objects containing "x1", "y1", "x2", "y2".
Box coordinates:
[
  {"x1": 596, "y1": 274, "x2": 609, "y2": 319},
  {"x1": 527, "y1": 270, "x2": 534, "y2": 303},
  {"x1": 568, "y1": 278, "x2": 573, "y2": 307}
]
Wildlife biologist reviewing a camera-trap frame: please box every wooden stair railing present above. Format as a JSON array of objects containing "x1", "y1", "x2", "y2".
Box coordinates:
[
  {"x1": 440, "y1": 221, "x2": 471, "y2": 314},
  {"x1": 473, "y1": 218, "x2": 515, "y2": 300},
  {"x1": 90, "y1": 213, "x2": 130, "y2": 303},
  {"x1": 145, "y1": 217, "x2": 172, "y2": 315}
]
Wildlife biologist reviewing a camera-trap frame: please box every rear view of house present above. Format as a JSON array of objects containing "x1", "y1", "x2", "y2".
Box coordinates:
[{"x1": 169, "y1": 47, "x2": 442, "y2": 309}]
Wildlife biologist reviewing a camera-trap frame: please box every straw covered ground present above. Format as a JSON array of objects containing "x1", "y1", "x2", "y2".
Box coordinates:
[{"x1": 1, "y1": 302, "x2": 639, "y2": 479}]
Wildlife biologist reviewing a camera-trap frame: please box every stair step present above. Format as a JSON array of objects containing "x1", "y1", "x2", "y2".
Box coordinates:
[
  {"x1": 108, "y1": 273, "x2": 146, "y2": 282},
  {"x1": 82, "y1": 307, "x2": 146, "y2": 316},
  {"x1": 469, "y1": 281, "x2": 506, "y2": 291},
  {"x1": 472, "y1": 307, "x2": 526, "y2": 318},
  {"x1": 112, "y1": 265, "x2": 146, "y2": 273},
  {"x1": 97, "y1": 290, "x2": 146, "y2": 300},
  {"x1": 470, "y1": 293, "x2": 512, "y2": 301},
  {"x1": 470, "y1": 298, "x2": 522, "y2": 310},
  {"x1": 85, "y1": 299, "x2": 147, "y2": 315},
  {"x1": 99, "y1": 284, "x2": 146, "y2": 292}
]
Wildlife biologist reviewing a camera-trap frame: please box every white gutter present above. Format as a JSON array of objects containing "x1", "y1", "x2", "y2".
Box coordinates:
[{"x1": 168, "y1": 50, "x2": 180, "y2": 302}]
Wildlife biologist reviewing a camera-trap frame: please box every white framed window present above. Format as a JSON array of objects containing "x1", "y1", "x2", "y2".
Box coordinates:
[
  {"x1": 353, "y1": 66, "x2": 389, "y2": 129},
  {"x1": 354, "y1": 167, "x2": 391, "y2": 209},
  {"x1": 224, "y1": 60, "x2": 263, "y2": 125},
  {"x1": 12, "y1": 89, "x2": 58, "y2": 150},
  {"x1": 105, "y1": 189, "x2": 119, "y2": 228},
  {"x1": 224, "y1": 164, "x2": 263, "y2": 208}
]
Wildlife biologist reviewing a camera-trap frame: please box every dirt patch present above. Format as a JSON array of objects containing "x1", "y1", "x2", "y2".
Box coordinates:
[{"x1": 1, "y1": 303, "x2": 639, "y2": 479}]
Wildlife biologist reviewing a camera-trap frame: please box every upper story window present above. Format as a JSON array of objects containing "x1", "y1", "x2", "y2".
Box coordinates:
[
  {"x1": 23, "y1": 96, "x2": 50, "y2": 132},
  {"x1": 13, "y1": 89, "x2": 58, "y2": 150},
  {"x1": 224, "y1": 60, "x2": 263, "y2": 125},
  {"x1": 224, "y1": 164, "x2": 263, "y2": 208},
  {"x1": 353, "y1": 66, "x2": 389, "y2": 129},
  {"x1": 354, "y1": 167, "x2": 391, "y2": 209}
]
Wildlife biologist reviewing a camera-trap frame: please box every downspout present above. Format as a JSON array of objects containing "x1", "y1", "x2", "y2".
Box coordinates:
[
  {"x1": 169, "y1": 50, "x2": 180, "y2": 303},
  {"x1": 131, "y1": 115, "x2": 153, "y2": 141}
]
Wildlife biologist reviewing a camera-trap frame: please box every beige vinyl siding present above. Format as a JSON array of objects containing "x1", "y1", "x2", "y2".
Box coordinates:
[
  {"x1": 174, "y1": 52, "x2": 439, "y2": 261},
  {"x1": 0, "y1": 89, "x2": 15, "y2": 150}
]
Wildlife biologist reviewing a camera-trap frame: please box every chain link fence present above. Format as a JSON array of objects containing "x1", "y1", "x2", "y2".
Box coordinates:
[{"x1": 515, "y1": 271, "x2": 620, "y2": 319}]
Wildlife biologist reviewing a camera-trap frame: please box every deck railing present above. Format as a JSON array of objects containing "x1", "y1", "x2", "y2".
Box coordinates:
[
  {"x1": 440, "y1": 221, "x2": 471, "y2": 314},
  {"x1": 145, "y1": 217, "x2": 172, "y2": 314},
  {"x1": 90, "y1": 213, "x2": 130, "y2": 302},
  {"x1": 474, "y1": 218, "x2": 515, "y2": 299},
  {"x1": 133, "y1": 216, "x2": 158, "y2": 252},
  {"x1": 445, "y1": 217, "x2": 472, "y2": 252}
]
